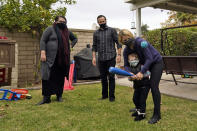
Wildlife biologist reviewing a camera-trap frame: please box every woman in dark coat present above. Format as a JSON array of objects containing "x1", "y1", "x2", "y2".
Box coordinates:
[
  {"x1": 37, "y1": 16, "x2": 77, "y2": 105},
  {"x1": 118, "y1": 29, "x2": 163, "y2": 124}
]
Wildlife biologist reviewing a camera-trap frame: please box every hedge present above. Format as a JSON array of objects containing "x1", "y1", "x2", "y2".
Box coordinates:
[{"x1": 144, "y1": 27, "x2": 197, "y2": 56}]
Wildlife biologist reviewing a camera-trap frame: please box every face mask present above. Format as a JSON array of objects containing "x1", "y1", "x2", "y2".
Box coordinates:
[
  {"x1": 124, "y1": 38, "x2": 135, "y2": 47},
  {"x1": 129, "y1": 59, "x2": 139, "y2": 67},
  {"x1": 57, "y1": 23, "x2": 66, "y2": 29},
  {"x1": 99, "y1": 23, "x2": 106, "y2": 29}
]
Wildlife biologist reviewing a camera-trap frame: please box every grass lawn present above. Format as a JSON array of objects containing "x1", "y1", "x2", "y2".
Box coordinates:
[{"x1": 0, "y1": 84, "x2": 197, "y2": 131}]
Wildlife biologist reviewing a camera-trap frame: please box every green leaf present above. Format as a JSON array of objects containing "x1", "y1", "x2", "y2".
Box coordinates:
[{"x1": 0, "y1": 0, "x2": 76, "y2": 36}]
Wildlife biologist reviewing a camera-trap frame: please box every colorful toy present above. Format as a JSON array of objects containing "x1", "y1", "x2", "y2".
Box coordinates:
[
  {"x1": 181, "y1": 74, "x2": 193, "y2": 78},
  {"x1": 8, "y1": 89, "x2": 32, "y2": 99},
  {"x1": 0, "y1": 89, "x2": 21, "y2": 101},
  {"x1": 109, "y1": 67, "x2": 134, "y2": 76},
  {"x1": 0, "y1": 89, "x2": 32, "y2": 101}
]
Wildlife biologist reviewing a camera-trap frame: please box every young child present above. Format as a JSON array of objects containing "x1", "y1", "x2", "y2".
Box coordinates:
[{"x1": 127, "y1": 53, "x2": 150, "y2": 121}]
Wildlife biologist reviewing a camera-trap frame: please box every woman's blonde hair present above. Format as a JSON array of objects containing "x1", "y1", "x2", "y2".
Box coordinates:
[{"x1": 118, "y1": 29, "x2": 134, "y2": 45}]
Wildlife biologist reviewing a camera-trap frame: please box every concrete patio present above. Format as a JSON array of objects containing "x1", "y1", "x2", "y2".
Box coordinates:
[{"x1": 116, "y1": 73, "x2": 197, "y2": 101}]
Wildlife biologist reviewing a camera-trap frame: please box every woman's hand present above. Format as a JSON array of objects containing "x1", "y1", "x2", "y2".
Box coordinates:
[
  {"x1": 136, "y1": 72, "x2": 143, "y2": 80},
  {"x1": 41, "y1": 50, "x2": 46, "y2": 62},
  {"x1": 92, "y1": 57, "x2": 96, "y2": 66}
]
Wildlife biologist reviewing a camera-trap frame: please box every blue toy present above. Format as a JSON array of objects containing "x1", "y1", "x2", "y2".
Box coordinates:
[
  {"x1": 0, "y1": 89, "x2": 21, "y2": 101},
  {"x1": 109, "y1": 67, "x2": 134, "y2": 76}
]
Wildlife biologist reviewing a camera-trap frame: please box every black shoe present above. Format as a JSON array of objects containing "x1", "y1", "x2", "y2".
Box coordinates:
[
  {"x1": 36, "y1": 100, "x2": 50, "y2": 105},
  {"x1": 148, "y1": 115, "x2": 161, "y2": 124},
  {"x1": 134, "y1": 115, "x2": 145, "y2": 121},
  {"x1": 129, "y1": 108, "x2": 136, "y2": 112},
  {"x1": 131, "y1": 111, "x2": 138, "y2": 117},
  {"x1": 57, "y1": 97, "x2": 63, "y2": 102},
  {"x1": 109, "y1": 98, "x2": 115, "y2": 102},
  {"x1": 36, "y1": 96, "x2": 51, "y2": 105}
]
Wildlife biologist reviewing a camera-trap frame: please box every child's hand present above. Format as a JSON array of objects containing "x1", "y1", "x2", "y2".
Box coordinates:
[
  {"x1": 128, "y1": 72, "x2": 136, "y2": 81},
  {"x1": 128, "y1": 76, "x2": 135, "y2": 81}
]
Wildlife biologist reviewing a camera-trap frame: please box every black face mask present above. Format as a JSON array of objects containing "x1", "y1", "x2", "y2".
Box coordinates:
[
  {"x1": 57, "y1": 23, "x2": 66, "y2": 29},
  {"x1": 124, "y1": 38, "x2": 135, "y2": 47},
  {"x1": 99, "y1": 23, "x2": 106, "y2": 29}
]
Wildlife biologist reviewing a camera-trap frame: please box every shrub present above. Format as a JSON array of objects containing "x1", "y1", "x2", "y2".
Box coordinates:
[{"x1": 144, "y1": 27, "x2": 197, "y2": 56}]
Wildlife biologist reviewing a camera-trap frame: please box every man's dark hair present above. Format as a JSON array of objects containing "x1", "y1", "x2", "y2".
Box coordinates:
[
  {"x1": 97, "y1": 15, "x2": 106, "y2": 20},
  {"x1": 55, "y1": 16, "x2": 67, "y2": 22}
]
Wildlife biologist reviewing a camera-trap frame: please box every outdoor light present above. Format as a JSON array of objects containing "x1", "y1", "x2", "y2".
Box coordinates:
[{"x1": 131, "y1": 21, "x2": 136, "y2": 29}]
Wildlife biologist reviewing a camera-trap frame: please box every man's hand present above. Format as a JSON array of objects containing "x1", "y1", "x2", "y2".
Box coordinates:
[
  {"x1": 92, "y1": 57, "x2": 96, "y2": 66},
  {"x1": 136, "y1": 72, "x2": 143, "y2": 80},
  {"x1": 116, "y1": 55, "x2": 121, "y2": 63},
  {"x1": 41, "y1": 50, "x2": 46, "y2": 62}
]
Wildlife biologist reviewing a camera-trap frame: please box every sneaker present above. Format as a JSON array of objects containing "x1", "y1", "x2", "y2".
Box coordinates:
[
  {"x1": 134, "y1": 115, "x2": 145, "y2": 121},
  {"x1": 131, "y1": 111, "x2": 138, "y2": 117}
]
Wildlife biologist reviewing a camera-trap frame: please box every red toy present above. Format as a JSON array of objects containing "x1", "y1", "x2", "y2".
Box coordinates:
[{"x1": 8, "y1": 89, "x2": 32, "y2": 99}]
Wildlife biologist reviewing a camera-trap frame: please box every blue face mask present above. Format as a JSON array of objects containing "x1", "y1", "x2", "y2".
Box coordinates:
[{"x1": 129, "y1": 59, "x2": 139, "y2": 67}]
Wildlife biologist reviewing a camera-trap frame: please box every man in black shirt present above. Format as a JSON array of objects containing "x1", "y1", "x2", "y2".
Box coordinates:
[{"x1": 92, "y1": 15, "x2": 122, "y2": 102}]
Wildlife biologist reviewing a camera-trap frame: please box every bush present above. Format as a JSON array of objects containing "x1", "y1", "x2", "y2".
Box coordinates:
[{"x1": 144, "y1": 28, "x2": 197, "y2": 56}]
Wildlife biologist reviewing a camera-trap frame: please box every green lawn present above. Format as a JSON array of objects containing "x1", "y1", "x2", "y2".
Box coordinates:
[{"x1": 0, "y1": 84, "x2": 197, "y2": 131}]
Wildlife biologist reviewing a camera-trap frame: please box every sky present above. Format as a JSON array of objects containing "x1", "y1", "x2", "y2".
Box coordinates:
[{"x1": 64, "y1": 0, "x2": 170, "y2": 31}]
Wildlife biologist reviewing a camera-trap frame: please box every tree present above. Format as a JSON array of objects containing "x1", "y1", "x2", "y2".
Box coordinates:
[
  {"x1": 0, "y1": 0, "x2": 76, "y2": 37},
  {"x1": 141, "y1": 24, "x2": 149, "y2": 35},
  {"x1": 161, "y1": 11, "x2": 197, "y2": 28}
]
